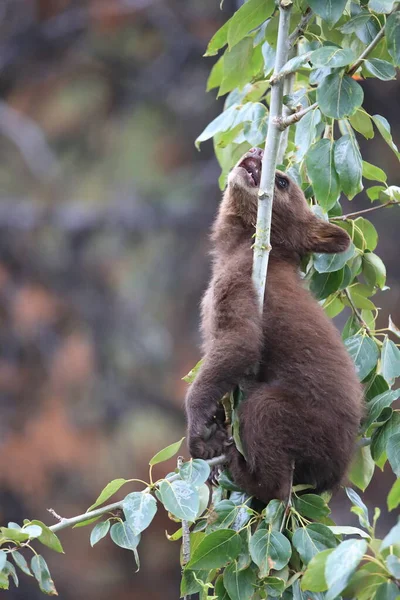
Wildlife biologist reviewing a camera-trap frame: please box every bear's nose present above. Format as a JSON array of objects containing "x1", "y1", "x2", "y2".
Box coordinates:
[{"x1": 249, "y1": 147, "x2": 264, "y2": 158}]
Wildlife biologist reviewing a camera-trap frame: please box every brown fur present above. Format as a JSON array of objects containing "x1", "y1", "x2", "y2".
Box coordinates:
[{"x1": 185, "y1": 148, "x2": 363, "y2": 504}]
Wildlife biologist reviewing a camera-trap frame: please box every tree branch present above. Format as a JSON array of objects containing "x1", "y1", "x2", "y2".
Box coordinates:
[
  {"x1": 343, "y1": 289, "x2": 371, "y2": 335},
  {"x1": 331, "y1": 200, "x2": 400, "y2": 221},
  {"x1": 48, "y1": 454, "x2": 226, "y2": 533},
  {"x1": 347, "y1": 4, "x2": 399, "y2": 76},
  {"x1": 252, "y1": 1, "x2": 293, "y2": 309},
  {"x1": 287, "y1": 7, "x2": 313, "y2": 48},
  {"x1": 276, "y1": 101, "x2": 318, "y2": 131},
  {"x1": 177, "y1": 456, "x2": 191, "y2": 569}
]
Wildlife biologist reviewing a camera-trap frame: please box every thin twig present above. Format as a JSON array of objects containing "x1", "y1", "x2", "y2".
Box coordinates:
[
  {"x1": 344, "y1": 289, "x2": 371, "y2": 335},
  {"x1": 276, "y1": 101, "x2": 318, "y2": 130},
  {"x1": 177, "y1": 456, "x2": 191, "y2": 569},
  {"x1": 331, "y1": 200, "x2": 400, "y2": 221},
  {"x1": 287, "y1": 7, "x2": 313, "y2": 48},
  {"x1": 47, "y1": 508, "x2": 63, "y2": 522},
  {"x1": 48, "y1": 454, "x2": 226, "y2": 533},
  {"x1": 252, "y1": 1, "x2": 293, "y2": 309}
]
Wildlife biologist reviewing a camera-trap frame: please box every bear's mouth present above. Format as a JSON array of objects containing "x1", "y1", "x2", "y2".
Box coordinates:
[{"x1": 239, "y1": 156, "x2": 262, "y2": 187}]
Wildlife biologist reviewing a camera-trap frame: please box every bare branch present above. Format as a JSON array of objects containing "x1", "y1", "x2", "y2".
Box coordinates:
[
  {"x1": 252, "y1": 1, "x2": 293, "y2": 309},
  {"x1": 276, "y1": 101, "x2": 318, "y2": 131},
  {"x1": 331, "y1": 200, "x2": 400, "y2": 220},
  {"x1": 287, "y1": 7, "x2": 313, "y2": 48}
]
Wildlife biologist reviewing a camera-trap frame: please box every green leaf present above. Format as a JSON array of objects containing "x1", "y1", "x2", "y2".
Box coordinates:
[
  {"x1": 334, "y1": 134, "x2": 363, "y2": 199},
  {"x1": 31, "y1": 555, "x2": 58, "y2": 596},
  {"x1": 375, "y1": 581, "x2": 400, "y2": 600},
  {"x1": 354, "y1": 217, "x2": 378, "y2": 251},
  {"x1": 0, "y1": 528, "x2": 30, "y2": 543},
  {"x1": 325, "y1": 539, "x2": 367, "y2": 600},
  {"x1": 362, "y1": 160, "x2": 387, "y2": 183},
  {"x1": 389, "y1": 315, "x2": 400, "y2": 338},
  {"x1": 87, "y1": 479, "x2": 128, "y2": 511},
  {"x1": 179, "y1": 459, "x2": 210, "y2": 487},
  {"x1": 388, "y1": 478, "x2": 400, "y2": 511},
  {"x1": 214, "y1": 574, "x2": 230, "y2": 600},
  {"x1": 292, "y1": 524, "x2": 337, "y2": 564},
  {"x1": 348, "y1": 445, "x2": 375, "y2": 491},
  {"x1": 310, "y1": 269, "x2": 344, "y2": 300},
  {"x1": 386, "y1": 554, "x2": 400, "y2": 578},
  {"x1": 207, "y1": 500, "x2": 237, "y2": 533},
  {"x1": 313, "y1": 242, "x2": 355, "y2": 274},
  {"x1": 349, "y1": 110, "x2": 374, "y2": 139},
  {"x1": 219, "y1": 38, "x2": 254, "y2": 96},
  {"x1": 344, "y1": 284, "x2": 376, "y2": 311},
  {"x1": 340, "y1": 12, "x2": 377, "y2": 40},
  {"x1": 243, "y1": 103, "x2": 268, "y2": 146},
  {"x1": 369, "y1": 0, "x2": 397, "y2": 13},
  {"x1": 367, "y1": 185, "x2": 385, "y2": 201},
  {"x1": 196, "y1": 483, "x2": 210, "y2": 519},
  {"x1": 345, "y1": 487, "x2": 370, "y2": 527},
  {"x1": 264, "y1": 499, "x2": 285, "y2": 525},
  {"x1": 307, "y1": 0, "x2": 347, "y2": 27},
  {"x1": 22, "y1": 524, "x2": 42, "y2": 538},
  {"x1": 149, "y1": 438, "x2": 184, "y2": 466},
  {"x1": 380, "y1": 336, "x2": 400, "y2": 385},
  {"x1": 227, "y1": 0, "x2": 275, "y2": 49},
  {"x1": 363, "y1": 253, "x2": 386, "y2": 289},
  {"x1": 204, "y1": 21, "x2": 229, "y2": 57},
  {"x1": 187, "y1": 529, "x2": 241, "y2": 570},
  {"x1": 295, "y1": 108, "x2": 322, "y2": 161},
  {"x1": 262, "y1": 41, "x2": 276, "y2": 76},
  {"x1": 293, "y1": 494, "x2": 330, "y2": 520},
  {"x1": 317, "y1": 71, "x2": 363, "y2": 119},
  {"x1": 122, "y1": 492, "x2": 157, "y2": 535},
  {"x1": 0, "y1": 551, "x2": 6, "y2": 572},
  {"x1": 387, "y1": 432, "x2": 400, "y2": 476},
  {"x1": 301, "y1": 548, "x2": 333, "y2": 592},
  {"x1": 364, "y1": 59, "x2": 396, "y2": 81},
  {"x1": 90, "y1": 521, "x2": 110, "y2": 547},
  {"x1": 207, "y1": 56, "x2": 224, "y2": 92},
  {"x1": 249, "y1": 529, "x2": 291, "y2": 577},
  {"x1": 110, "y1": 522, "x2": 140, "y2": 550},
  {"x1": 276, "y1": 52, "x2": 313, "y2": 79},
  {"x1": 305, "y1": 139, "x2": 340, "y2": 210},
  {"x1": 372, "y1": 114, "x2": 400, "y2": 159},
  {"x1": 386, "y1": 12, "x2": 400, "y2": 66},
  {"x1": 223, "y1": 563, "x2": 256, "y2": 600},
  {"x1": 264, "y1": 576, "x2": 286, "y2": 597},
  {"x1": 311, "y1": 47, "x2": 355, "y2": 68},
  {"x1": 12, "y1": 551, "x2": 32, "y2": 576},
  {"x1": 364, "y1": 390, "x2": 400, "y2": 430},
  {"x1": 344, "y1": 334, "x2": 379, "y2": 381},
  {"x1": 159, "y1": 480, "x2": 199, "y2": 521},
  {"x1": 328, "y1": 525, "x2": 370, "y2": 538},
  {"x1": 28, "y1": 521, "x2": 64, "y2": 554},
  {"x1": 218, "y1": 470, "x2": 243, "y2": 492},
  {"x1": 381, "y1": 521, "x2": 400, "y2": 550},
  {"x1": 182, "y1": 359, "x2": 203, "y2": 383},
  {"x1": 371, "y1": 411, "x2": 400, "y2": 464}
]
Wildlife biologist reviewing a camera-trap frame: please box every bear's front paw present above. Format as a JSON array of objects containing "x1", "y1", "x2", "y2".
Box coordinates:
[{"x1": 188, "y1": 421, "x2": 229, "y2": 460}]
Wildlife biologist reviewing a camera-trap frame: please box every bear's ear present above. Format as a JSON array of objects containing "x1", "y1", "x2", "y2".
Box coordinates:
[{"x1": 305, "y1": 219, "x2": 351, "y2": 254}]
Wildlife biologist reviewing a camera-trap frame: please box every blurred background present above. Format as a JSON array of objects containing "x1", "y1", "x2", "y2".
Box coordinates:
[{"x1": 0, "y1": 1, "x2": 399, "y2": 598}]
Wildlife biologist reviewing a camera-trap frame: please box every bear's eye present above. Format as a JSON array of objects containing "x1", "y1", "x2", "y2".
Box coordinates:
[{"x1": 276, "y1": 175, "x2": 289, "y2": 189}]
